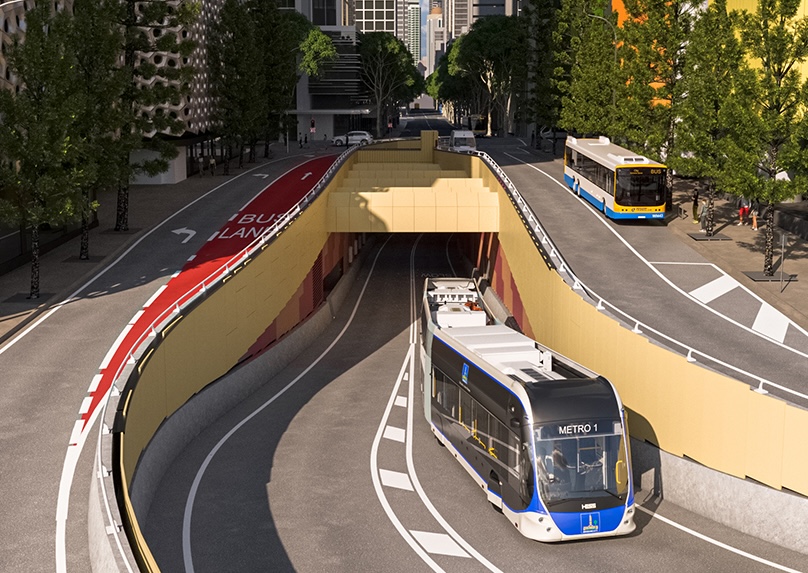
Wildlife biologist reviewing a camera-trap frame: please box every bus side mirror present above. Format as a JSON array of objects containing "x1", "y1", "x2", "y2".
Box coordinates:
[{"x1": 510, "y1": 417, "x2": 521, "y2": 428}]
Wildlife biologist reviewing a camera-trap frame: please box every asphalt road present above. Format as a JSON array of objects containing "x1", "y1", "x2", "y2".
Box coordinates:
[
  {"x1": 0, "y1": 152, "x2": 327, "y2": 573},
  {"x1": 144, "y1": 232, "x2": 807, "y2": 572},
  {"x1": 3, "y1": 114, "x2": 806, "y2": 572}
]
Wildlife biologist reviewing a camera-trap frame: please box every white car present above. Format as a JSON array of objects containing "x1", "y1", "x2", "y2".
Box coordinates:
[{"x1": 332, "y1": 131, "x2": 373, "y2": 146}]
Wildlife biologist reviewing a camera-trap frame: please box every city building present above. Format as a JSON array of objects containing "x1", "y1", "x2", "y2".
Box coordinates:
[
  {"x1": 405, "y1": 0, "x2": 422, "y2": 62},
  {"x1": 426, "y1": 6, "x2": 445, "y2": 76}
]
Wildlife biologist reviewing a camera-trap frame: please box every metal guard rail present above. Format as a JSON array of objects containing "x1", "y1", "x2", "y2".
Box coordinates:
[
  {"x1": 103, "y1": 145, "x2": 359, "y2": 571},
  {"x1": 103, "y1": 142, "x2": 808, "y2": 570},
  {"x1": 472, "y1": 150, "x2": 808, "y2": 405}
]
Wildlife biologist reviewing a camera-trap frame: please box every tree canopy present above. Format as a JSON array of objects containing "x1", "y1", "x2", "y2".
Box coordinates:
[
  {"x1": 0, "y1": 4, "x2": 86, "y2": 297},
  {"x1": 359, "y1": 32, "x2": 423, "y2": 138}
]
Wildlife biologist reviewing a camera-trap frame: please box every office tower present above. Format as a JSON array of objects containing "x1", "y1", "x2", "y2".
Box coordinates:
[
  {"x1": 406, "y1": 0, "x2": 421, "y2": 61},
  {"x1": 426, "y1": 6, "x2": 445, "y2": 76},
  {"x1": 354, "y1": 0, "x2": 396, "y2": 32}
]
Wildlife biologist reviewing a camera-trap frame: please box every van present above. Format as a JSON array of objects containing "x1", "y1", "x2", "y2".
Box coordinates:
[{"x1": 449, "y1": 130, "x2": 476, "y2": 152}]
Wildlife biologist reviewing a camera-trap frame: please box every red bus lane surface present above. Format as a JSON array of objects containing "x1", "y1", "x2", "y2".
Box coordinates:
[{"x1": 81, "y1": 155, "x2": 338, "y2": 435}]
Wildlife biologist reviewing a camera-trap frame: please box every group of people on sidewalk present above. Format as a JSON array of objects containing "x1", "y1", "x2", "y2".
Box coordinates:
[{"x1": 691, "y1": 189, "x2": 760, "y2": 232}]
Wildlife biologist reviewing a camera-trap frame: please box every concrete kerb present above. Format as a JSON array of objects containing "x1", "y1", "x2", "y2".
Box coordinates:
[
  {"x1": 632, "y1": 438, "x2": 808, "y2": 555},
  {"x1": 126, "y1": 236, "x2": 374, "y2": 537}
]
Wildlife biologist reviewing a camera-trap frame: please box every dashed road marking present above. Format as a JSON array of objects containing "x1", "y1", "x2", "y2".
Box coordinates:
[
  {"x1": 379, "y1": 469, "x2": 414, "y2": 491},
  {"x1": 689, "y1": 275, "x2": 739, "y2": 304},
  {"x1": 410, "y1": 531, "x2": 470, "y2": 558},
  {"x1": 383, "y1": 425, "x2": 406, "y2": 443},
  {"x1": 753, "y1": 302, "x2": 790, "y2": 343},
  {"x1": 395, "y1": 396, "x2": 408, "y2": 407}
]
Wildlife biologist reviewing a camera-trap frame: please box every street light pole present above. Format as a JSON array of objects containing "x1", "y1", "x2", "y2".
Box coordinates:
[{"x1": 586, "y1": 13, "x2": 618, "y2": 108}]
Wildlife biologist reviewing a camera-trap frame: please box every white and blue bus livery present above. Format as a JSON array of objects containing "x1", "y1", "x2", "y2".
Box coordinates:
[
  {"x1": 564, "y1": 136, "x2": 666, "y2": 220},
  {"x1": 420, "y1": 278, "x2": 635, "y2": 541}
]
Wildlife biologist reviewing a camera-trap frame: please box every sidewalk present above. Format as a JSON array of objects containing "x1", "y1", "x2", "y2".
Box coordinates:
[
  {"x1": 0, "y1": 143, "x2": 337, "y2": 343},
  {"x1": 667, "y1": 181, "x2": 808, "y2": 329}
]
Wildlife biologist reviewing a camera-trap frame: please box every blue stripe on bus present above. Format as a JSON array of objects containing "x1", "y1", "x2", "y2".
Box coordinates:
[{"x1": 565, "y1": 171, "x2": 664, "y2": 220}]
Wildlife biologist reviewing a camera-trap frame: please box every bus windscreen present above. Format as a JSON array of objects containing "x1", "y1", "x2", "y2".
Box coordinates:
[
  {"x1": 615, "y1": 167, "x2": 665, "y2": 207},
  {"x1": 534, "y1": 421, "x2": 629, "y2": 507}
]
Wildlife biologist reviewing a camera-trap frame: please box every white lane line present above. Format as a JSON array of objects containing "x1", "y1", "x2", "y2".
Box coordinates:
[
  {"x1": 98, "y1": 324, "x2": 133, "y2": 370},
  {"x1": 394, "y1": 396, "x2": 408, "y2": 408},
  {"x1": 383, "y1": 425, "x2": 407, "y2": 443},
  {"x1": 207, "y1": 232, "x2": 218, "y2": 241},
  {"x1": 143, "y1": 285, "x2": 168, "y2": 308},
  {"x1": 371, "y1": 345, "x2": 444, "y2": 572},
  {"x1": 379, "y1": 469, "x2": 414, "y2": 491},
  {"x1": 49, "y1": 157, "x2": 298, "y2": 573},
  {"x1": 184, "y1": 237, "x2": 393, "y2": 573},
  {"x1": 410, "y1": 531, "x2": 470, "y2": 558},
  {"x1": 78, "y1": 397, "x2": 93, "y2": 416},
  {"x1": 753, "y1": 303, "x2": 790, "y2": 343},
  {"x1": 690, "y1": 275, "x2": 739, "y2": 304},
  {"x1": 406, "y1": 238, "x2": 505, "y2": 573},
  {"x1": 635, "y1": 505, "x2": 803, "y2": 572},
  {"x1": 502, "y1": 152, "x2": 808, "y2": 361}
]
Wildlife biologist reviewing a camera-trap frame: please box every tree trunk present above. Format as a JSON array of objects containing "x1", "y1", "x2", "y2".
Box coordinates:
[
  {"x1": 264, "y1": 129, "x2": 270, "y2": 158},
  {"x1": 764, "y1": 204, "x2": 774, "y2": 276},
  {"x1": 80, "y1": 214, "x2": 89, "y2": 260},
  {"x1": 238, "y1": 143, "x2": 244, "y2": 169},
  {"x1": 29, "y1": 224, "x2": 40, "y2": 299},
  {"x1": 705, "y1": 186, "x2": 715, "y2": 237},
  {"x1": 115, "y1": 180, "x2": 129, "y2": 231},
  {"x1": 18, "y1": 218, "x2": 26, "y2": 257}
]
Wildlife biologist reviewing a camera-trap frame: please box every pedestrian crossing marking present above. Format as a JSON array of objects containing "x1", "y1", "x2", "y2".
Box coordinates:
[
  {"x1": 379, "y1": 469, "x2": 413, "y2": 491},
  {"x1": 753, "y1": 302, "x2": 790, "y2": 343},
  {"x1": 409, "y1": 531, "x2": 470, "y2": 558},
  {"x1": 689, "y1": 275, "x2": 739, "y2": 304}
]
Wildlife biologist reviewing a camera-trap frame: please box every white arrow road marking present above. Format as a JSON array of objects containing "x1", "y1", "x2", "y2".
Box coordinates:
[
  {"x1": 301, "y1": 171, "x2": 312, "y2": 180},
  {"x1": 171, "y1": 228, "x2": 196, "y2": 244},
  {"x1": 252, "y1": 173, "x2": 270, "y2": 179}
]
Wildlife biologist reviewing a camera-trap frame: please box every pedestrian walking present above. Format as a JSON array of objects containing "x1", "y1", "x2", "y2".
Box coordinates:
[
  {"x1": 737, "y1": 196, "x2": 751, "y2": 225},
  {"x1": 751, "y1": 198, "x2": 760, "y2": 231},
  {"x1": 692, "y1": 188, "x2": 700, "y2": 224},
  {"x1": 699, "y1": 198, "x2": 708, "y2": 232}
]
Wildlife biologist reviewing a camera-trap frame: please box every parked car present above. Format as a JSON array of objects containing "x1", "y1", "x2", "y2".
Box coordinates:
[{"x1": 332, "y1": 131, "x2": 373, "y2": 146}]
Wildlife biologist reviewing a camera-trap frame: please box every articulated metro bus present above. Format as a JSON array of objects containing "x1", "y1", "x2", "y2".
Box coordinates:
[
  {"x1": 564, "y1": 136, "x2": 667, "y2": 220},
  {"x1": 420, "y1": 278, "x2": 635, "y2": 541}
]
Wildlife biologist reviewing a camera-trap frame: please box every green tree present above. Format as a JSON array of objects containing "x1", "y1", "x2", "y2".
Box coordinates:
[
  {"x1": 559, "y1": 6, "x2": 620, "y2": 136},
  {"x1": 617, "y1": 0, "x2": 698, "y2": 182},
  {"x1": 669, "y1": 0, "x2": 761, "y2": 236},
  {"x1": 0, "y1": 5, "x2": 86, "y2": 298},
  {"x1": 360, "y1": 32, "x2": 421, "y2": 138},
  {"x1": 429, "y1": 45, "x2": 486, "y2": 126},
  {"x1": 527, "y1": 0, "x2": 563, "y2": 130},
  {"x1": 740, "y1": 0, "x2": 808, "y2": 275},
  {"x1": 71, "y1": 0, "x2": 129, "y2": 258},
  {"x1": 114, "y1": 0, "x2": 198, "y2": 231},
  {"x1": 250, "y1": 2, "x2": 335, "y2": 155},
  {"x1": 451, "y1": 16, "x2": 528, "y2": 136},
  {"x1": 208, "y1": 0, "x2": 266, "y2": 172}
]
